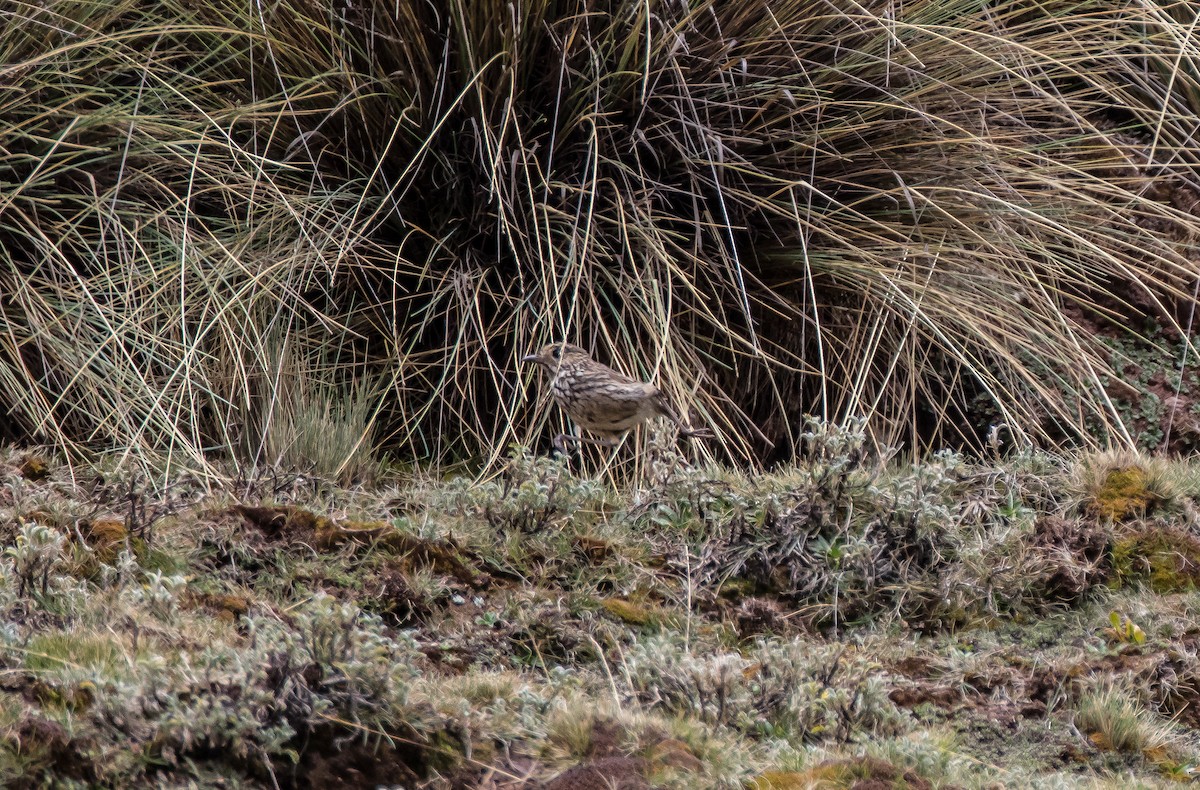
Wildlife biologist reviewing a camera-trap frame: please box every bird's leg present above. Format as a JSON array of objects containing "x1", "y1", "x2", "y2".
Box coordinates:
[
  {"x1": 653, "y1": 396, "x2": 713, "y2": 441},
  {"x1": 552, "y1": 432, "x2": 619, "y2": 455},
  {"x1": 676, "y1": 423, "x2": 714, "y2": 440}
]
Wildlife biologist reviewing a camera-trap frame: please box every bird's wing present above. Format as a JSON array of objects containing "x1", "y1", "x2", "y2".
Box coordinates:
[{"x1": 586, "y1": 358, "x2": 640, "y2": 385}]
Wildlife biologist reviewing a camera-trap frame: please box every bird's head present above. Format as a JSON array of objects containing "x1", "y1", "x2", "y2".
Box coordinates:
[{"x1": 522, "y1": 342, "x2": 588, "y2": 370}]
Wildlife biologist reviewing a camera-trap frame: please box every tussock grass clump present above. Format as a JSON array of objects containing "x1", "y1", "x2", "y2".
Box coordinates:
[
  {"x1": 1110, "y1": 527, "x2": 1200, "y2": 593},
  {"x1": 253, "y1": 339, "x2": 382, "y2": 485},
  {"x1": 4, "y1": 1, "x2": 1200, "y2": 471},
  {"x1": 1074, "y1": 684, "x2": 1175, "y2": 757},
  {"x1": 1072, "y1": 450, "x2": 1197, "y2": 523}
]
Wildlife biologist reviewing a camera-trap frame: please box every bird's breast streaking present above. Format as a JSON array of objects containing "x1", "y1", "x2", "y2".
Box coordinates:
[{"x1": 522, "y1": 341, "x2": 707, "y2": 451}]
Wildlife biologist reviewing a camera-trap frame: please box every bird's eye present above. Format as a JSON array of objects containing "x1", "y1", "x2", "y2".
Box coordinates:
[{"x1": 550, "y1": 347, "x2": 561, "y2": 359}]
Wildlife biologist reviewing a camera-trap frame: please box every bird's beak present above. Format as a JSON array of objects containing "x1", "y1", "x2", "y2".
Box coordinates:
[{"x1": 521, "y1": 354, "x2": 540, "y2": 364}]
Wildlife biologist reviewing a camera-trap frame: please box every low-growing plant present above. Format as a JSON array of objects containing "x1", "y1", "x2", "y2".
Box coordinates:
[
  {"x1": 438, "y1": 448, "x2": 611, "y2": 535},
  {"x1": 622, "y1": 636, "x2": 911, "y2": 743},
  {"x1": 1105, "y1": 611, "x2": 1147, "y2": 646},
  {"x1": 663, "y1": 426, "x2": 1109, "y2": 630},
  {"x1": 286, "y1": 592, "x2": 421, "y2": 721},
  {"x1": 2, "y1": 433, "x2": 1200, "y2": 786},
  {"x1": 4, "y1": 521, "x2": 66, "y2": 599},
  {"x1": 126, "y1": 570, "x2": 187, "y2": 621}
]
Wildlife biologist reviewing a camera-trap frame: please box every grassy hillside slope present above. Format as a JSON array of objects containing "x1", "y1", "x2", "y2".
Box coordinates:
[{"x1": 0, "y1": 428, "x2": 1198, "y2": 787}]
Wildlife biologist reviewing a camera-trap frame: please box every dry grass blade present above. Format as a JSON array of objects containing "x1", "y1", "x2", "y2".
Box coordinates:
[{"x1": 2, "y1": 0, "x2": 1199, "y2": 475}]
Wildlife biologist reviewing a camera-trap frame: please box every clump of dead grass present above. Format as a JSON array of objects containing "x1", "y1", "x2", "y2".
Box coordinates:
[{"x1": 4, "y1": 0, "x2": 1200, "y2": 475}]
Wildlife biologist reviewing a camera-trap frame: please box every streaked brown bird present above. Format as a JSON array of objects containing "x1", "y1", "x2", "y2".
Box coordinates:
[{"x1": 522, "y1": 342, "x2": 709, "y2": 453}]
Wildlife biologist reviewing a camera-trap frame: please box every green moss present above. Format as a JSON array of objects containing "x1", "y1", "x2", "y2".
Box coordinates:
[
  {"x1": 421, "y1": 728, "x2": 469, "y2": 774},
  {"x1": 1091, "y1": 466, "x2": 1155, "y2": 521},
  {"x1": 185, "y1": 591, "x2": 252, "y2": 623},
  {"x1": 1111, "y1": 527, "x2": 1200, "y2": 592},
  {"x1": 18, "y1": 455, "x2": 50, "y2": 481},
  {"x1": 600, "y1": 597, "x2": 659, "y2": 626},
  {"x1": 717, "y1": 577, "x2": 759, "y2": 600},
  {"x1": 82, "y1": 519, "x2": 127, "y2": 562}
]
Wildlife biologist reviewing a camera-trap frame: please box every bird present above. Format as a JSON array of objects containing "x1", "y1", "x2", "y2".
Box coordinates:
[{"x1": 522, "y1": 342, "x2": 710, "y2": 453}]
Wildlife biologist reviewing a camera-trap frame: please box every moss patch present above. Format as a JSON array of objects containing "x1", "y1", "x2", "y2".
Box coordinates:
[
  {"x1": 231, "y1": 504, "x2": 488, "y2": 586},
  {"x1": 184, "y1": 591, "x2": 252, "y2": 623},
  {"x1": 80, "y1": 518, "x2": 128, "y2": 562},
  {"x1": 18, "y1": 455, "x2": 50, "y2": 481},
  {"x1": 1111, "y1": 526, "x2": 1200, "y2": 592},
  {"x1": 600, "y1": 597, "x2": 660, "y2": 627},
  {"x1": 1089, "y1": 466, "x2": 1157, "y2": 521},
  {"x1": 749, "y1": 758, "x2": 933, "y2": 790}
]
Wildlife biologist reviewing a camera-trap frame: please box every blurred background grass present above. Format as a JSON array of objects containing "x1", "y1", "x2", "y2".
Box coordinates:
[{"x1": 2, "y1": 0, "x2": 1199, "y2": 477}]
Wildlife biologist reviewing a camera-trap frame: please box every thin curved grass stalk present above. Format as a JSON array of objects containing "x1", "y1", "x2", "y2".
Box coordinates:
[{"x1": 1, "y1": 0, "x2": 1199, "y2": 477}]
